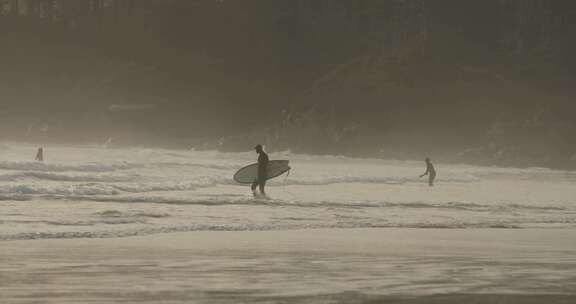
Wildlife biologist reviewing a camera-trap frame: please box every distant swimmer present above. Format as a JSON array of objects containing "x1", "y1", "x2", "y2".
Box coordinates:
[
  {"x1": 252, "y1": 144, "x2": 269, "y2": 197},
  {"x1": 35, "y1": 147, "x2": 44, "y2": 162},
  {"x1": 419, "y1": 157, "x2": 436, "y2": 186}
]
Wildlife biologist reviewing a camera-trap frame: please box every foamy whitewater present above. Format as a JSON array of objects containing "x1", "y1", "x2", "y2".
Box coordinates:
[{"x1": 1, "y1": 143, "x2": 575, "y2": 241}]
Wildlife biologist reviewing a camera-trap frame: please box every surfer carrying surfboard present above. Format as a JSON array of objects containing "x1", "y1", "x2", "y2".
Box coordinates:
[
  {"x1": 252, "y1": 144, "x2": 269, "y2": 196},
  {"x1": 233, "y1": 154, "x2": 290, "y2": 195}
]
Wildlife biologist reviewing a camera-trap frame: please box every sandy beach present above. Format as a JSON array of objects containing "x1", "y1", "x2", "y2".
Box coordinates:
[{"x1": 2, "y1": 228, "x2": 576, "y2": 303}]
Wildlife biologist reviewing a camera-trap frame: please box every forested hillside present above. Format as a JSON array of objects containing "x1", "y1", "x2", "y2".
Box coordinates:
[{"x1": 1, "y1": 1, "x2": 576, "y2": 168}]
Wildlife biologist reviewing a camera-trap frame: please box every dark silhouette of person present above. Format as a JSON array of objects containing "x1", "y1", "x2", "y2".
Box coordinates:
[
  {"x1": 35, "y1": 147, "x2": 44, "y2": 162},
  {"x1": 251, "y1": 144, "x2": 269, "y2": 196},
  {"x1": 420, "y1": 157, "x2": 436, "y2": 186}
]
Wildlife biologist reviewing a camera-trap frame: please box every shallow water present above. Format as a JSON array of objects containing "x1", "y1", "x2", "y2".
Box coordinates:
[
  {"x1": 1, "y1": 143, "x2": 576, "y2": 240},
  {"x1": 2, "y1": 229, "x2": 576, "y2": 304}
]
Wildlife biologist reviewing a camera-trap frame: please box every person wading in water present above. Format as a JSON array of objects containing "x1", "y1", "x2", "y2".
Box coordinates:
[
  {"x1": 420, "y1": 157, "x2": 436, "y2": 186},
  {"x1": 35, "y1": 147, "x2": 44, "y2": 162}
]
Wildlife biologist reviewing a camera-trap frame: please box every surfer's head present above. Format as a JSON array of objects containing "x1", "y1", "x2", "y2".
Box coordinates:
[
  {"x1": 254, "y1": 144, "x2": 264, "y2": 153},
  {"x1": 425, "y1": 157, "x2": 431, "y2": 163}
]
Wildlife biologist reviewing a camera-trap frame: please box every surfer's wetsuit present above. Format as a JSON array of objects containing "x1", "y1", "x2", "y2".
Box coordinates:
[
  {"x1": 421, "y1": 159, "x2": 436, "y2": 186},
  {"x1": 251, "y1": 150, "x2": 269, "y2": 195},
  {"x1": 35, "y1": 147, "x2": 44, "y2": 162}
]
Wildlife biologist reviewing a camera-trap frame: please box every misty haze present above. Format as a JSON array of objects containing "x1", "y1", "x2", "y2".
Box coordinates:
[{"x1": 1, "y1": 1, "x2": 576, "y2": 304}]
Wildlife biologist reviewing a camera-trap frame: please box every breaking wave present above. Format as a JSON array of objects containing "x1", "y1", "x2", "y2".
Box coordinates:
[
  {"x1": 0, "y1": 183, "x2": 120, "y2": 196},
  {"x1": 281, "y1": 174, "x2": 478, "y2": 186},
  {"x1": 0, "y1": 172, "x2": 138, "y2": 182},
  {"x1": 0, "y1": 171, "x2": 477, "y2": 198},
  {"x1": 0, "y1": 172, "x2": 475, "y2": 189},
  {"x1": 0, "y1": 161, "x2": 139, "y2": 172},
  {"x1": 95, "y1": 210, "x2": 170, "y2": 218},
  {"x1": 23, "y1": 194, "x2": 571, "y2": 213},
  {"x1": 149, "y1": 161, "x2": 241, "y2": 171},
  {"x1": 113, "y1": 176, "x2": 231, "y2": 193},
  {"x1": 0, "y1": 222, "x2": 527, "y2": 241},
  {"x1": 0, "y1": 178, "x2": 228, "y2": 196}
]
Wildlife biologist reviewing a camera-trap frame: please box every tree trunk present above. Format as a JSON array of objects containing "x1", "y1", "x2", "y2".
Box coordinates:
[{"x1": 11, "y1": 0, "x2": 18, "y2": 15}]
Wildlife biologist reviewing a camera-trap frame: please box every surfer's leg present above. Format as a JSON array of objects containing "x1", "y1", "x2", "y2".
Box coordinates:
[
  {"x1": 429, "y1": 173, "x2": 435, "y2": 186},
  {"x1": 259, "y1": 178, "x2": 266, "y2": 195},
  {"x1": 251, "y1": 181, "x2": 258, "y2": 194}
]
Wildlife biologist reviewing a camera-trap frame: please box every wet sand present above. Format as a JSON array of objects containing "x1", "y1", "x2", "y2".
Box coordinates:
[{"x1": 1, "y1": 228, "x2": 576, "y2": 303}]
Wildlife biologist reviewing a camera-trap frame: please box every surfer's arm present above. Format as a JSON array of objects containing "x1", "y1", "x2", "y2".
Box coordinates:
[
  {"x1": 420, "y1": 168, "x2": 429, "y2": 177},
  {"x1": 257, "y1": 162, "x2": 268, "y2": 179},
  {"x1": 259, "y1": 155, "x2": 269, "y2": 170}
]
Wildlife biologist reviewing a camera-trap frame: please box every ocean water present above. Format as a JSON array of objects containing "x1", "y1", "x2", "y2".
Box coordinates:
[
  {"x1": 1, "y1": 143, "x2": 575, "y2": 241},
  {"x1": 2, "y1": 143, "x2": 576, "y2": 303}
]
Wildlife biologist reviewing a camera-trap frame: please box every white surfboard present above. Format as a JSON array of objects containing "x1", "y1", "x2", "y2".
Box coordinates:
[{"x1": 233, "y1": 160, "x2": 290, "y2": 184}]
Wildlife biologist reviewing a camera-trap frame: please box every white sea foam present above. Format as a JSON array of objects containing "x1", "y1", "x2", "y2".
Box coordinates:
[
  {"x1": 0, "y1": 221, "x2": 529, "y2": 241},
  {"x1": 0, "y1": 143, "x2": 575, "y2": 240},
  {"x1": 281, "y1": 174, "x2": 478, "y2": 186},
  {"x1": 0, "y1": 160, "x2": 138, "y2": 172},
  {"x1": 0, "y1": 183, "x2": 120, "y2": 196},
  {"x1": 0, "y1": 171, "x2": 138, "y2": 182}
]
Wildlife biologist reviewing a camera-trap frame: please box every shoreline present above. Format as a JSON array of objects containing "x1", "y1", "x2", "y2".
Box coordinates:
[
  {"x1": 7, "y1": 227, "x2": 576, "y2": 251},
  {"x1": 2, "y1": 228, "x2": 575, "y2": 303}
]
